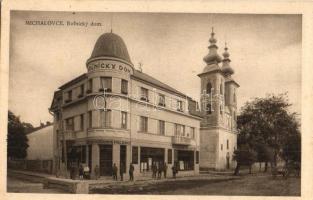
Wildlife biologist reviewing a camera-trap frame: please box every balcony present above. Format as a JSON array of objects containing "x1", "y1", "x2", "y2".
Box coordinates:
[{"x1": 172, "y1": 136, "x2": 192, "y2": 145}]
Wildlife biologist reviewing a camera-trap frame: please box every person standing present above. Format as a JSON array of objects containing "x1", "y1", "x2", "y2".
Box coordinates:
[
  {"x1": 152, "y1": 162, "x2": 157, "y2": 179},
  {"x1": 163, "y1": 162, "x2": 168, "y2": 178},
  {"x1": 120, "y1": 163, "x2": 124, "y2": 181},
  {"x1": 112, "y1": 163, "x2": 118, "y2": 181},
  {"x1": 172, "y1": 163, "x2": 177, "y2": 179},
  {"x1": 94, "y1": 165, "x2": 100, "y2": 180},
  {"x1": 129, "y1": 163, "x2": 134, "y2": 181},
  {"x1": 157, "y1": 162, "x2": 163, "y2": 179},
  {"x1": 79, "y1": 164, "x2": 84, "y2": 180}
]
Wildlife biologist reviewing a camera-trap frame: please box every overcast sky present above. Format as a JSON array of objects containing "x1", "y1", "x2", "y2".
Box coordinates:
[{"x1": 9, "y1": 11, "x2": 301, "y2": 126}]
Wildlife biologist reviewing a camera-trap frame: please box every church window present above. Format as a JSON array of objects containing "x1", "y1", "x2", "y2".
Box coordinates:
[
  {"x1": 206, "y1": 103, "x2": 212, "y2": 114},
  {"x1": 206, "y1": 82, "x2": 212, "y2": 95}
]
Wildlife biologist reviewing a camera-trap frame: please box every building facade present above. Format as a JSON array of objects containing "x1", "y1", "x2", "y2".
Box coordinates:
[
  {"x1": 50, "y1": 32, "x2": 202, "y2": 178},
  {"x1": 199, "y1": 30, "x2": 239, "y2": 170}
]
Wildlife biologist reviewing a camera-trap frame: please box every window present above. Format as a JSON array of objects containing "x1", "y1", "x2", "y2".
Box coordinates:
[
  {"x1": 78, "y1": 84, "x2": 84, "y2": 97},
  {"x1": 139, "y1": 116, "x2": 148, "y2": 132},
  {"x1": 158, "y1": 94, "x2": 165, "y2": 106},
  {"x1": 65, "y1": 117, "x2": 74, "y2": 131},
  {"x1": 177, "y1": 100, "x2": 183, "y2": 112},
  {"x1": 80, "y1": 114, "x2": 84, "y2": 130},
  {"x1": 100, "y1": 110, "x2": 111, "y2": 127},
  {"x1": 206, "y1": 103, "x2": 212, "y2": 114},
  {"x1": 206, "y1": 82, "x2": 212, "y2": 95},
  {"x1": 65, "y1": 90, "x2": 72, "y2": 103},
  {"x1": 175, "y1": 124, "x2": 185, "y2": 137},
  {"x1": 190, "y1": 127, "x2": 195, "y2": 139},
  {"x1": 227, "y1": 139, "x2": 229, "y2": 150},
  {"x1": 87, "y1": 79, "x2": 93, "y2": 93},
  {"x1": 221, "y1": 144, "x2": 223, "y2": 151},
  {"x1": 168, "y1": 149, "x2": 173, "y2": 164},
  {"x1": 121, "y1": 79, "x2": 128, "y2": 94},
  {"x1": 196, "y1": 151, "x2": 199, "y2": 164},
  {"x1": 132, "y1": 146, "x2": 138, "y2": 164},
  {"x1": 121, "y1": 111, "x2": 127, "y2": 129},
  {"x1": 158, "y1": 120, "x2": 165, "y2": 135},
  {"x1": 140, "y1": 87, "x2": 149, "y2": 102},
  {"x1": 100, "y1": 77, "x2": 112, "y2": 92},
  {"x1": 220, "y1": 104, "x2": 223, "y2": 115},
  {"x1": 88, "y1": 111, "x2": 92, "y2": 128}
]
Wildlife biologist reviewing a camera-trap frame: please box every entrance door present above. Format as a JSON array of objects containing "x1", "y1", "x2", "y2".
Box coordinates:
[
  {"x1": 99, "y1": 145, "x2": 113, "y2": 176},
  {"x1": 120, "y1": 145, "x2": 126, "y2": 173},
  {"x1": 226, "y1": 152, "x2": 230, "y2": 169}
]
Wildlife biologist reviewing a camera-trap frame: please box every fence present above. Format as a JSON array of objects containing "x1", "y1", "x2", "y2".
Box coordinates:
[{"x1": 8, "y1": 159, "x2": 53, "y2": 174}]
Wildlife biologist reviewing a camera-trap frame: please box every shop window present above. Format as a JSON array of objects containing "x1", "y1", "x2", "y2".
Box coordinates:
[
  {"x1": 100, "y1": 77, "x2": 112, "y2": 92},
  {"x1": 140, "y1": 147, "x2": 165, "y2": 172},
  {"x1": 87, "y1": 79, "x2": 93, "y2": 93},
  {"x1": 121, "y1": 79, "x2": 128, "y2": 95},
  {"x1": 140, "y1": 87, "x2": 149, "y2": 102},
  {"x1": 132, "y1": 146, "x2": 138, "y2": 164},
  {"x1": 158, "y1": 120, "x2": 165, "y2": 135},
  {"x1": 176, "y1": 150, "x2": 194, "y2": 171},
  {"x1": 65, "y1": 117, "x2": 74, "y2": 131},
  {"x1": 158, "y1": 94, "x2": 165, "y2": 107},
  {"x1": 101, "y1": 110, "x2": 111, "y2": 127},
  {"x1": 196, "y1": 151, "x2": 199, "y2": 164},
  {"x1": 168, "y1": 149, "x2": 172, "y2": 164},
  {"x1": 80, "y1": 114, "x2": 84, "y2": 130},
  {"x1": 121, "y1": 111, "x2": 127, "y2": 129},
  {"x1": 139, "y1": 116, "x2": 148, "y2": 132}
]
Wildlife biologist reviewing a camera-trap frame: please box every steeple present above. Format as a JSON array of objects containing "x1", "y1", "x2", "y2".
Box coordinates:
[
  {"x1": 203, "y1": 27, "x2": 222, "y2": 65},
  {"x1": 221, "y1": 42, "x2": 234, "y2": 76}
]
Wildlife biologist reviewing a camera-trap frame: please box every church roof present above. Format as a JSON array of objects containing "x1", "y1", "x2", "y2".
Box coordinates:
[{"x1": 87, "y1": 32, "x2": 132, "y2": 64}]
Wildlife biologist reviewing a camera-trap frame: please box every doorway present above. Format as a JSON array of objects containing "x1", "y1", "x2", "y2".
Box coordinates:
[
  {"x1": 120, "y1": 145, "x2": 127, "y2": 173},
  {"x1": 99, "y1": 145, "x2": 112, "y2": 176}
]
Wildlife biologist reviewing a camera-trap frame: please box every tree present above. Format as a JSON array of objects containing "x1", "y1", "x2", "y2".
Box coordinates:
[
  {"x1": 7, "y1": 111, "x2": 30, "y2": 159},
  {"x1": 233, "y1": 144, "x2": 257, "y2": 175},
  {"x1": 237, "y1": 93, "x2": 300, "y2": 170}
]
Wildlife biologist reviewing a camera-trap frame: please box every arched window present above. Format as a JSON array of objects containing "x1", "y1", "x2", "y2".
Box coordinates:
[
  {"x1": 206, "y1": 82, "x2": 212, "y2": 95},
  {"x1": 206, "y1": 103, "x2": 212, "y2": 114}
]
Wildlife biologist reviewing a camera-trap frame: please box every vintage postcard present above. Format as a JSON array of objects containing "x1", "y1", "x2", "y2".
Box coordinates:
[{"x1": 1, "y1": 0, "x2": 313, "y2": 200}]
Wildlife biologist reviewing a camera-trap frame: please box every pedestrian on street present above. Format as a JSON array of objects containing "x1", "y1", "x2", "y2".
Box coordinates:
[
  {"x1": 158, "y1": 162, "x2": 163, "y2": 179},
  {"x1": 83, "y1": 165, "x2": 90, "y2": 179},
  {"x1": 152, "y1": 162, "x2": 157, "y2": 179},
  {"x1": 79, "y1": 164, "x2": 84, "y2": 180},
  {"x1": 120, "y1": 163, "x2": 124, "y2": 181},
  {"x1": 94, "y1": 165, "x2": 100, "y2": 180},
  {"x1": 129, "y1": 163, "x2": 134, "y2": 181},
  {"x1": 172, "y1": 163, "x2": 177, "y2": 179},
  {"x1": 163, "y1": 162, "x2": 168, "y2": 178},
  {"x1": 112, "y1": 163, "x2": 118, "y2": 181}
]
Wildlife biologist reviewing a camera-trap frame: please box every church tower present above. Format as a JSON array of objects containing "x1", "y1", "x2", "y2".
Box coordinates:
[{"x1": 199, "y1": 29, "x2": 239, "y2": 170}]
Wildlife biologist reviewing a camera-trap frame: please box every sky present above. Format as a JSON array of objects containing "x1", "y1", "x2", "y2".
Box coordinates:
[{"x1": 9, "y1": 11, "x2": 301, "y2": 126}]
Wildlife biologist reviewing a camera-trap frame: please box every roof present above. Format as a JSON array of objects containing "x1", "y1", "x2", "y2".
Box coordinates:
[
  {"x1": 59, "y1": 73, "x2": 87, "y2": 90},
  {"x1": 87, "y1": 32, "x2": 132, "y2": 64},
  {"x1": 27, "y1": 123, "x2": 53, "y2": 135},
  {"x1": 132, "y1": 70, "x2": 191, "y2": 99}
]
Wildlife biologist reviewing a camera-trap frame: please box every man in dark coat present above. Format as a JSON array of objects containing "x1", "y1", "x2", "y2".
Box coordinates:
[
  {"x1": 112, "y1": 163, "x2": 118, "y2": 181},
  {"x1": 157, "y1": 163, "x2": 163, "y2": 179},
  {"x1": 163, "y1": 162, "x2": 168, "y2": 178},
  {"x1": 129, "y1": 163, "x2": 134, "y2": 181},
  {"x1": 152, "y1": 162, "x2": 157, "y2": 179}
]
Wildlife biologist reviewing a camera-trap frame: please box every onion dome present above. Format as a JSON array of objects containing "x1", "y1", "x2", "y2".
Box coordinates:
[
  {"x1": 87, "y1": 32, "x2": 132, "y2": 65},
  {"x1": 203, "y1": 28, "x2": 222, "y2": 65},
  {"x1": 221, "y1": 43, "x2": 234, "y2": 76}
]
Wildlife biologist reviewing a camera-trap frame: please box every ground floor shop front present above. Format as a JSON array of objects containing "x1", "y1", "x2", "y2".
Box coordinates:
[{"x1": 60, "y1": 139, "x2": 200, "y2": 179}]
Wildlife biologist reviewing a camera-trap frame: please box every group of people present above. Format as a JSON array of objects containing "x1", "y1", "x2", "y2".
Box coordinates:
[
  {"x1": 151, "y1": 162, "x2": 168, "y2": 179},
  {"x1": 112, "y1": 163, "x2": 135, "y2": 181},
  {"x1": 70, "y1": 164, "x2": 90, "y2": 180}
]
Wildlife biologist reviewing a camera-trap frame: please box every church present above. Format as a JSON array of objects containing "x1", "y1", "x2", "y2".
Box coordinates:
[{"x1": 49, "y1": 28, "x2": 239, "y2": 179}]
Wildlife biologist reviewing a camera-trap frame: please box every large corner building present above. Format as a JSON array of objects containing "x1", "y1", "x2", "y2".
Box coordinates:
[{"x1": 50, "y1": 29, "x2": 239, "y2": 178}]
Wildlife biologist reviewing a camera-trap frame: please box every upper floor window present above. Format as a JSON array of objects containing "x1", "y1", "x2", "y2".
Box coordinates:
[
  {"x1": 121, "y1": 79, "x2": 128, "y2": 95},
  {"x1": 206, "y1": 82, "x2": 212, "y2": 95},
  {"x1": 65, "y1": 90, "x2": 72, "y2": 103},
  {"x1": 100, "y1": 109, "x2": 111, "y2": 128},
  {"x1": 139, "y1": 116, "x2": 148, "y2": 132},
  {"x1": 65, "y1": 117, "x2": 74, "y2": 131},
  {"x1": 177, "y1": 100, "x2": 183, "y2": 112},
  {"x1": 87, "y1": 79, "x2": 93, "y2": 93},
  {"x1": 175, "y1": 124, "x2": 185, "y2": 137},
  {"x1": 227, "y1": 139, "x2": 229, "y2": 150},
  {"x1": 158, "y1": 120, "x2": 165, "y2": 135},
  {"x1": 190, "y1": 127, "x2": 195, "y2": 139},
  {"x1": 140, "y1": 87, "x2": 149, "y2": 102},
  {"x1": 100, "y1": 77, "x2": 112, "y2": 92},
  {"x1": 121, "y1": 111, "x2": 127, "y2": 129},
  {"x1": 80, "y1": 114, "x2": 84, "y2": 130},
  {"x1": 158, "y1": 94, "x2": 165, "y2": 107},
  {"x1": 79, "y1": 84, "x2": 84, "y2": 98},
  {"x1": 206, "y1": 103, "x2": 212, "y2": 115}
]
